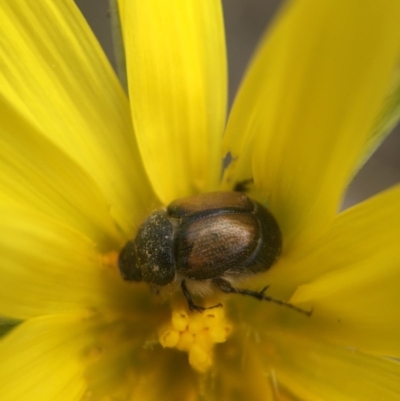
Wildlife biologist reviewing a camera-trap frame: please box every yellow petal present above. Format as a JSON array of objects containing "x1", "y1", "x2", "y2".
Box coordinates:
[
  {"x1": 266, "y1": 184, "x2": 400, "y2": 300},
  {"x1": 212, "y1": 338, "x2": 276, "y2": 401},
  {"x1": 358, "y1": 70, "x2": 400, "y2": 171},
  {"x1": 223, "y1": 0, "x2": 400, "y2": 250},
  {"x1": 0, "y1": 0, "x2": 158, "y2": 235},
  {"x1": 116, "y1": 0, "x2": 126, "y2": 22},
  {"x1": 257, "y1": 326, "x2": 400, "y2": 401},
  {"x1": 109, "y1": 0, "x2": 128, "y2": 92},
  {"x1": 214, "y1": 327, "x2": 400, "y2": 400},
  {"x1": 0, "y1": 314, "x2": 89, "y2": 401},
  {"x1": 122, "y1": 0, "x2": 227, "y2": 203},
  {"x1": 0, "y1": 203, "x2": 135, "y2": 320},
  {"x1": 0, "y1": 98, "x2": 121, "y2": 249},
  {"x1": 275, "y1": 185, "x2": 400, "y2": 356}
]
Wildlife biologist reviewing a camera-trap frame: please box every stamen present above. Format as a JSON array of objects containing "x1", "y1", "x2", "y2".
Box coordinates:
[{"x1": 159, "y1": 306, "x2": 232, "y2": 373}]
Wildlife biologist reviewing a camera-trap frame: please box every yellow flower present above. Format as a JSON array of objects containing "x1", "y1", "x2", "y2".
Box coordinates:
[{"x1": 1, "y1": 0, "x2": 400, "y2": 400}]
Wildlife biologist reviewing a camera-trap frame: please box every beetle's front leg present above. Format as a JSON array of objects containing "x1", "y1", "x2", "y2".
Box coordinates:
[{"x1": 180, "y1": 280, "x2": 222, "y2": 312}]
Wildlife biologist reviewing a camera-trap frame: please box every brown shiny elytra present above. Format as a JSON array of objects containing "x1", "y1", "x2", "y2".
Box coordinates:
[{"x1": 118, "y1": 191, "x2": 311, "y2": 315}]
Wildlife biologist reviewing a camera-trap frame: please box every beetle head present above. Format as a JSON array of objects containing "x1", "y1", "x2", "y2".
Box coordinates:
[{"x1": 118, "y1": 240, "x2": 143, "y2": 281}]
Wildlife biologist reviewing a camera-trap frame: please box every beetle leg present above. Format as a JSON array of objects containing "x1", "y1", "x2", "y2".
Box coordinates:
[
  {"x1": 233, "y1": 178, "x2": 254, "y2": 192},
  {"x1": 181, "y1": 280, "x2": 222, "y2": 312},
  {"x1": 212, "y1": 278, "x2": 312, "y2": 316}
]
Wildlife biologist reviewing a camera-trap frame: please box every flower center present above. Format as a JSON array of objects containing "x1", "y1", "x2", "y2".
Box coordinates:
[{"x1": 159, "y1": 306, "x2": 232, "y2": 372}]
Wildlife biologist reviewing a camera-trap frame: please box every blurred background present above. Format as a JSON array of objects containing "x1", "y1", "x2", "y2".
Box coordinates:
[{"x1": 74, "y1": 0, "x2": 399, "y2": 210}]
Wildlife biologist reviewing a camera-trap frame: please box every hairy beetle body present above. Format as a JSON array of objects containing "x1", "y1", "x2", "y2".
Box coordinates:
[
  {"x1": 119, "y1": 192, "x2": 281, "y2": 286},
  {"x1": 118, "y1": 191, "x2": 310, "y2": 315}
]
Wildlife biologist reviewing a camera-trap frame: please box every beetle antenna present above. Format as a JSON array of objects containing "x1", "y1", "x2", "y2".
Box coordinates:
[{"x1": 212, "y1": 278, "x2": 312, "y2": 316}]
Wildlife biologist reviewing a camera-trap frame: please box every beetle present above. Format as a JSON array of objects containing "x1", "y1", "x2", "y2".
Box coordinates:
[{"x1": 118, "y1": 191, "x2": 311, "y2": 315}]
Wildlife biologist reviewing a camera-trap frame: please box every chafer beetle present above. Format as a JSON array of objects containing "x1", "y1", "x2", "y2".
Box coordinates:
[{"x1": 118, "y1": 191, "x2": 310, "y2": 315}]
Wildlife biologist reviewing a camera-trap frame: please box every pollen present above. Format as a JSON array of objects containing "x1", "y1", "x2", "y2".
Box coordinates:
[{"x1": 158, "y1": 307, "x2": 232, "y2": 373}]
